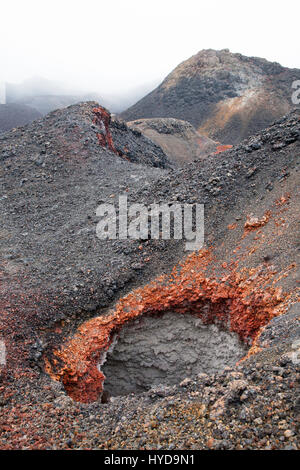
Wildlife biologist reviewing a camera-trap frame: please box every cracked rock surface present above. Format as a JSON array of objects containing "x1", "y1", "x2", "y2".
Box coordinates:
[{"x1": 102, "y1": 313, "x2": 246, "y2": 395}]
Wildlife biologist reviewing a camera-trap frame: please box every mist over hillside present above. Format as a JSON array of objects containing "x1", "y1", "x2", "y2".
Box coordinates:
[{"x1": 3, "y1": 76, "x2": 159, "y2": 115}]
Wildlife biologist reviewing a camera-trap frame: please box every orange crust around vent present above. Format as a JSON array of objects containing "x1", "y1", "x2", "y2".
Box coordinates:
[{"x1": 45, "y1": 247, "x2": 295, "y2": 403}]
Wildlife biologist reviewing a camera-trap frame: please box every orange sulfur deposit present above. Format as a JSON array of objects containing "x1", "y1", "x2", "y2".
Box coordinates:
[
  {"x1": 215, "y1": 144, "x2": 233, "y2": 154},
  {"x1": 45, "y1": 246, "x2": 294, "y2": 403},
  {"x1": 92, "y1": 106, "x2": 116, "y2": 153}
]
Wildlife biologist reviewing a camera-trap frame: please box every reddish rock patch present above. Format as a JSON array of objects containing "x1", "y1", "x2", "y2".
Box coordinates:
[
  {"x1": 92, "y1": 106, "x2": 116, "y2": 153},
  {"x1": 214, "y1": 144, "x2": 233, "y2": 154},
  {"x1": 45, "y1": 249, "x2": 293, "y2": 403}
]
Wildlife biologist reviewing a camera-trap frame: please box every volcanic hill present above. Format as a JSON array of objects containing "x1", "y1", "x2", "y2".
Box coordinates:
[
  {"x1": 127, "y1": 117, "x2": 221, "y2": 166},
  {"x1": 0, "y1": 102, "x2": 299, "y2": 450},
  {"x1": 121, "y1": 49, "x2": 300, "y2": 145}
]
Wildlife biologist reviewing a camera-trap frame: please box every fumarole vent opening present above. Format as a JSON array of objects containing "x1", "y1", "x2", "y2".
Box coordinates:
[{"x1": 101, "y1": 312, "x2": 247, "y2": 396}]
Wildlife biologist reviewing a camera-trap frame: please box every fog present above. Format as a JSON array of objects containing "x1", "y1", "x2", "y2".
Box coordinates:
[{"x1": 1, "y1": 0, "x2": 300, "y2": 111}]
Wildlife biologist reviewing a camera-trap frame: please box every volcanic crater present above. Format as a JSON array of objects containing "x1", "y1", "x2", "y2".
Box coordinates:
[
  {"x1": 101, "y1": 312, "x2": 247, "y2": 397},
  {"x1": 0, "y1": 97, "x2": 299, "y2": 450}
]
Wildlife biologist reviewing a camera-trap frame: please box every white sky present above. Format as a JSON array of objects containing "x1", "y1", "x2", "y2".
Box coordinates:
[{"x1": 1, "y1": 0, "x2": 300, "y2": 96}]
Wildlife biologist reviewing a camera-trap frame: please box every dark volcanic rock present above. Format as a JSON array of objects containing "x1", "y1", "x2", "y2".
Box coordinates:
[
  {"x1": 120, "y1": 49, "x2": 300, "y2": 144},
  {"x1": 110, "y1": 117, "x2": 171, "y2": 168},
  {"x1": 0, "y1": 103, "x2": 299, "y2": 449}
]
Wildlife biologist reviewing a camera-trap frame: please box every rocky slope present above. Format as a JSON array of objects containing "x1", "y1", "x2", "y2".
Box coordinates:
[
  {"x1": 0, "y1": 102, "x2": 170, "y2": 169},
  {"x1": 0, "y1": 103, "x2": 41, "y2": 133},
  {"x1": 121, "y1": 49, "x2": 300, "y2": 144},
  {"x1": 127, "y1": 117, "x2": 222, "y2": 166},
  {"x1": 0, "y1": 104, "x2": 299, "y2": 450}
]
